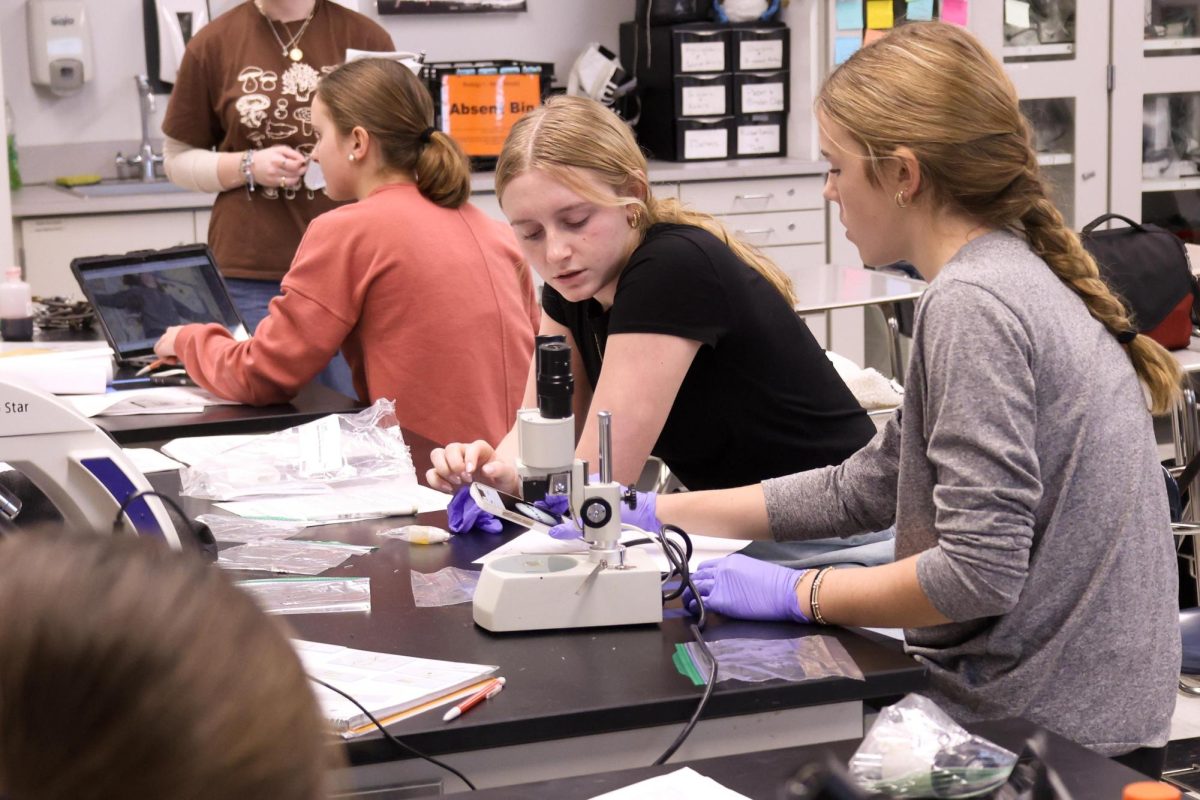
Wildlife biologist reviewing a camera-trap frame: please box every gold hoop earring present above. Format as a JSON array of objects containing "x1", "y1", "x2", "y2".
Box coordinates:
[
  {"x1": 628, "y1": 208, "x2": 642, "y2": 229},
  {"x1": 894, "y1": 190, "x2": 908, "y2": 209}
]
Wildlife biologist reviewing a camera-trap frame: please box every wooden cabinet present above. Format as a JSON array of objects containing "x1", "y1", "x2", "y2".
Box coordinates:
[{"x1": 20, "y1": 210, "x2": 196, "y2": 299}]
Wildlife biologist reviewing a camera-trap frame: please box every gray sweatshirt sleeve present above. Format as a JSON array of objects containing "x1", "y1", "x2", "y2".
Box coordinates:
[
  {"x1": 913, "y1": 282, "x2": 1042, "y2": 621},
  {"x1": 761, "y1": 412, "x2": 901, "y2": 540}
]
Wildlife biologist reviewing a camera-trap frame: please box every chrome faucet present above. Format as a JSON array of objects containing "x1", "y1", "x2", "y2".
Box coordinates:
[{"x1": 115, "y1": 75, "x2": 163, "y2": 181}]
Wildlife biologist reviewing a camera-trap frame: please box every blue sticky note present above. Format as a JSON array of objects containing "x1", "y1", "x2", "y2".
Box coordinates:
[
  {"x1": 835, "y1": 33, "x2": 861, "y2": 64},
  {"x1": 907, "y1": 0, "x2": 934, "y2": 20},
  {"x1": 836, "y1": 0, "x2": 864, "y2": 30}
]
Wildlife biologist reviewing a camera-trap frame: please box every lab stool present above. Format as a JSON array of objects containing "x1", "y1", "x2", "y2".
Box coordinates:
[{"x1": 1180, "y1": 606, "x2": 1200, "y2": 696}]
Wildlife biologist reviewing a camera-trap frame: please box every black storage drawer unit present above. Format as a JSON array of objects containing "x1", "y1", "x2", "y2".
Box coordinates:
[
  {"x1": 735, "y1": 112, "x2": 786, "y2": 157},
  {"x1": 731, "y1": 23, "x2": 789, "y2": 72},
  {"x1": 675, "y1": 72, "x2": 733, "y2": 117},
  {"x1": 733, "y1": 70, "x2": 789, "y2": 115}
]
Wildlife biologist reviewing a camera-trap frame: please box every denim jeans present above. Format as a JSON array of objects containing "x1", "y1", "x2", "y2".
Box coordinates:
[
  {"x1": 738, "y1": 528, "x2": 896, "y2": 569},
  {"x1": 224, "y1": 277, "x2": 356, "y2": 398}
]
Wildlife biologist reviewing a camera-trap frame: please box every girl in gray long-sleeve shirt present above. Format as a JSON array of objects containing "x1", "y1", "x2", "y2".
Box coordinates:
[{"x1": 663, "y1": 21, "x2": 1182, "y2": 769}]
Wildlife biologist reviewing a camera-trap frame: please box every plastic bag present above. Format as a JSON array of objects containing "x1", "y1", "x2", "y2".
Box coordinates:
[
  {"x1": 196, "y1": 513, "x2": 303, "y2": 543},
  {"x1": 216, "y1": 539, "x2": 373, "y2": 575},
  {"x1": 849, "y1": 694, "x2": 1018, "y2": 798},
  {"x1": 237, "y1": 577, "x2": 371, "y2": 615},
  {"x1": 410, "y1": 567, "x2": 480, "y2": 607},
  {"x1": 180, "y1": 399, "x2": 414, "y2": 500},
  {"x1": 684, "y1": 635, "x2": 864, "y2": 684}
]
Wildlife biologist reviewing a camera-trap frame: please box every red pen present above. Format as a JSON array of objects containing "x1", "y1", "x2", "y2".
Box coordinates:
[{"x1": 442, "y1": 677, "x2": 505, "y2": 722}]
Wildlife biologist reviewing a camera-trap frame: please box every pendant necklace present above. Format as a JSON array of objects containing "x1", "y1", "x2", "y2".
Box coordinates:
[{"x1": 256, "y1": 0, "x2": 317, "y2": 62}]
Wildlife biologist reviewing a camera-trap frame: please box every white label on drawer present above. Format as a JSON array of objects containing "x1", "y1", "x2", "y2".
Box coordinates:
[
  {"x1": 739, "y1": 40, "x2": 784, "y2": 70},
  {"x1": 679, "y1": 41, "x2": 726, "y2": 72},
  {"x1": 684, "y1": 129, "x2": 728, "y2": 160},
  {"x1": 738, "y1": 124, "x2": 781, "y2": 155},
  {"x1": 681, "y1": 85, "x2": 727, "y2": 116},
  {"x1": 741, "y1": 82, "x2": 785, "y2": 113}
]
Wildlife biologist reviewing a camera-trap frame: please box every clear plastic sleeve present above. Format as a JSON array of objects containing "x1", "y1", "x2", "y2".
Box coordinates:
[
  {"x1": 196, "y1": 513, "x2": 304, "y2": 543},
  {"x1": 237, "y1": 577, "x2": 372, "y2": 615},
  {"x1": 849, "y1": 694, "x2": 1018, "y2": 797},
  {"x1": 216, "y1": 539, "x2": 373, "y2": 575},
  {"x1": 410, "y1": 567, "x2": 480, "y2": 607},
  {"x1": 180, "y1": 399, "x2": 415, "y2": 500},
  {"x1": 684, "y1": 635, "x2": 864, "y2": 683}
]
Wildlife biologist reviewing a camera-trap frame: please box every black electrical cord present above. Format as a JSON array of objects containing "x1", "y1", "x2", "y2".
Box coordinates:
[
  {"x1": 308, "y1": 676, "x2": 477, "y2": 791},
  {"x1": 112, "y1": 489, "x2": 217, "y2": 561},
  {"x1": 646, "y1": 523, "x2": 718, "y2": 766}
]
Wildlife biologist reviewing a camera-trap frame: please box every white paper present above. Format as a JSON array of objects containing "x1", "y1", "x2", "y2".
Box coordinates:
[
  {"x1": 738, "y1": 39, "x2": 783, "y2": 71},
  {"x1": 681, "y1": 85, "x2": 727, "y2": 116},
  {"x1": 679, "y1": 41, "x2": 726, "y2": 72},
  {"x1": 737, "y1": 124, "x2": 781, "y2": 155},
  {"x1": 740, "y1": 82, "x2": 785, "y2": 114},
  {"x1": 0, "y1": 346, "x2": 112, "y2": 395},
  {"x1": 1005, "y1": 0, "x2": 1031, "y2": 29},
  {"x1": 160, "y1": 434, "x2": 265, "y2": 465},
  {"x1": 684, "y1": 128, "x2": 728, "y2": 160},
  {"x1": 293, "y1": 639, "x2": 498, "y2": 732},
  {"x1": 860, "y1": 627, "x2": 906, "y2": 642},
  {"x1": 474, "y1": 529, "x2": 749, "y2": 573},
  {"x1": 216, "y1": 479, "x2": 451, "y2": 523},
  {"x1": 64, "y1": 387, "x2": 239, "y2": 417},
  {"x1": 591, "y1": 767, "x2": 752, "y2": 800},
  {"x1": 121, "y1": 448, "x2": 187, "y2": 474}
]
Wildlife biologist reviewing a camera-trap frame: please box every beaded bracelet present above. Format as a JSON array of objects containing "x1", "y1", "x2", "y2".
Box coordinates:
[
  {"x1": 808, "y1": 566, "x2": 835, "y2": 625},
  {"x1": 240, "y1": 149, "x2": 256, "y2": 195}
]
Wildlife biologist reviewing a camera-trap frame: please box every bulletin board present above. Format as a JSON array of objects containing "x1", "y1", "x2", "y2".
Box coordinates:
[{"x1": 832, "y1": 0, "x2": 970, "y2": 65}]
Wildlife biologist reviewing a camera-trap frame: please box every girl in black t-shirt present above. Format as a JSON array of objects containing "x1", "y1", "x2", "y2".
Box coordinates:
[{"x1": 427, "y1": 95, "x2": 876, "y2": 498}]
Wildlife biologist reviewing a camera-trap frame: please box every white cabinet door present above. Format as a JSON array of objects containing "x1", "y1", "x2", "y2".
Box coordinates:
[
  {"x1": 21, "y1": 211, "x2": 197, "y2": 299},
  {"x1": 679, "y1": 176, "x2": 824, "y2": 213},
  {"x1": 194, "y1": 209, "x2": 212, "y2": 242}
]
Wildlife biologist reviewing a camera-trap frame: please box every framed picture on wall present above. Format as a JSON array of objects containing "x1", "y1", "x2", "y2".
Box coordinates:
[{"x1": 376, "y1": 0, "x2": 526, "y2": 13}]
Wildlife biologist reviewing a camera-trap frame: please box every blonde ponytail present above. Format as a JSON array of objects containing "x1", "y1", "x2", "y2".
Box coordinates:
[
  {"x1": 817, "y1": 21, "x2": 1183, "y2": 413},
  {"x1": 1021, "y1": 194, "x2": 1182, "y2": 414}
]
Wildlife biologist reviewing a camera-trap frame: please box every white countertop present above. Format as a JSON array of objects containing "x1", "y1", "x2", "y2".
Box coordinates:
[{"x1": 11, "y1": 157, "x2": 826, "y2": 220}]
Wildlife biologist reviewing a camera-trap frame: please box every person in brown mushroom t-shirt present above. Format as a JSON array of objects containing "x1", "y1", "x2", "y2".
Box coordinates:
[{"x1": 161, "y1": 0, "x2": 392, "y2": 394}]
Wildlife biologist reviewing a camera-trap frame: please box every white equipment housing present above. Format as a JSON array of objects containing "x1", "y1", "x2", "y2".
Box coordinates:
[{"x1": 0, "y1": 379, "x2": 181, "y2": 548}]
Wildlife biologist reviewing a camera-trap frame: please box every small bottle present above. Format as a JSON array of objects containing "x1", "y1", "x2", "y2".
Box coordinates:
[
  {"x1": 1122, "y1": 781, "x2": 1181, "y2": 800},
  {"x1": 4, "y1": 100, "x2": 21, "y2": 191},
  {"x1": 0, "y1": 267, "x2": 34, "y2": 341}
]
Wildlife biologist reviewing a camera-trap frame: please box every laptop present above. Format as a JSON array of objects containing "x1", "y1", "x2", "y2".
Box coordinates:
[{"x1": 70, "y1": 244, "x2": 249, "y2": 380}]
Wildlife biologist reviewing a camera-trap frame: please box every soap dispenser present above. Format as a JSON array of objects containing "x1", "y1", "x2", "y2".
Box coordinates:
[{"x1": 26, "y1": 0, "x2": 93, "y2": 96}]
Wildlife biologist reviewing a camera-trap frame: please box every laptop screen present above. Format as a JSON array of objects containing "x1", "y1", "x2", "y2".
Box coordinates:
[{"x1": 72, "y1": 245, "x2": 248, "y2": 363}]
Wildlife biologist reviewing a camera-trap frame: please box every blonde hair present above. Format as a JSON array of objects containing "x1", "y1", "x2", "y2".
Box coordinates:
[
  {"x1": 0, "y1": 532, "x2": 336, "y2": 800},
  {"x1": 494, "y1": 95, "x2": 797, "y2": 305},
  {"x1": 817, "y1": 21, "x2": 1181, "y2": 414},
  {"x1": 317, "y1": 58, "x2": 470, "y2": 208}
]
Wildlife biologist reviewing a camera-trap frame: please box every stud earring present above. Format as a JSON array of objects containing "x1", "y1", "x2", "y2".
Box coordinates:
[
  {"x1": 894, "y1": 190, "x2": 908, "y2": 209},
  {"x1": 348, "y1": 153, "x2": 356, "y2": 162}
]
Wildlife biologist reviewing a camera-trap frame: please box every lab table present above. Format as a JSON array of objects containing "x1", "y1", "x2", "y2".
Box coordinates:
[
  {"x1": 153, "y1": 430, "x2": 926, "y2": 795},
  {"x1": 464, "y1": 718, "x2": 1149, "y2": 799},
  {"x1": 792, "y1": 265, "x2": 927, "y2": 384}
]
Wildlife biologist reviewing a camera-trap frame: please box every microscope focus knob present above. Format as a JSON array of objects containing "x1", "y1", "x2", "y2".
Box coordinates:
[
  {"x1": 581, "y1": 497, "x2": 612, "y2": 528},
  {"x1": 622, "y1": 486, "x2": 638, "y2": 509}
]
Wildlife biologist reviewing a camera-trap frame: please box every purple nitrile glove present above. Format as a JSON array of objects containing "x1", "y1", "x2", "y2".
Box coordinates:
[
  {"x1": 446, "y1": 486, "x2": 503, "y2": 534},
  {"x1": 682, "y1": 553, "x2": 810, "y2": 623},
  {"x1": 546, "y1": 487, "x2": 659, "y2": 541}
]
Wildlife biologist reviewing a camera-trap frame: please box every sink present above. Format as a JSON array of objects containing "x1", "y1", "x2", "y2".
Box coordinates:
[{"x1": 63, "y1": 179, "x2": 191, "y2": 198}]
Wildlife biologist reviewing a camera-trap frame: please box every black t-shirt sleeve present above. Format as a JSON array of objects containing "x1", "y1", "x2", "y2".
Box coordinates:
[
  {"x1": 541, "y1": 283, "x2": 569, "y2": 326},
  {"x1": 608, "y1": 230, "x2": 730, "y2": 347}
]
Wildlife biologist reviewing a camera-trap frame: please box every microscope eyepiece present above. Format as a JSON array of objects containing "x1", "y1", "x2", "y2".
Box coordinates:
[{"x1": 536, "y1": 342, "x2": 573, "y2": 419}]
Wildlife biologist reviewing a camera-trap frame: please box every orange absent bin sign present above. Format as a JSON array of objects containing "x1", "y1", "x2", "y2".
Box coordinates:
[{"x1": 440, "y1": 73, "x2": 542, "y2": 157}]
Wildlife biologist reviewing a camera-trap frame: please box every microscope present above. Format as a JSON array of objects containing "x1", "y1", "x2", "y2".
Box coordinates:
[{"x1": 472, "y1": 338, "x2": 663, "y2": 632}]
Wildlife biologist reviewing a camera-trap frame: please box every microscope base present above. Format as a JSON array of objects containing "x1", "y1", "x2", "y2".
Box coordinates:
[{"x1": 473, "y1": 549, "x2": 662, "y2": 632}]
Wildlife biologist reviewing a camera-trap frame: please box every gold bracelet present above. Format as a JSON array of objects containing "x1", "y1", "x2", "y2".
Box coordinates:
[{"x1": 809, "y1": 566, "x2": 834, "y2": 625}]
